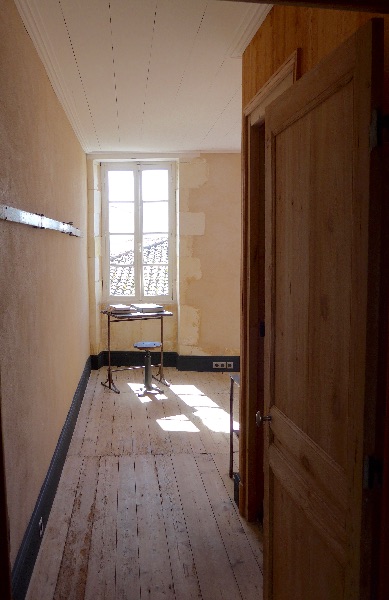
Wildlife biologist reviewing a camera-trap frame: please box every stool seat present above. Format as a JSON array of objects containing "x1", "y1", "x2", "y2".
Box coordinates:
[
  {"x1": 134, "y1": 341, "x2": 162, "y2": 395},
  {"x1": 134, "y1": 341, "x2": 161, "y2": 350}
]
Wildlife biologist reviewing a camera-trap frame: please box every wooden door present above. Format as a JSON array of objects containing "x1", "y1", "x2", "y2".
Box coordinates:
[{"x1": 263, "y1": 20, "x2": 383, "y2": 600}]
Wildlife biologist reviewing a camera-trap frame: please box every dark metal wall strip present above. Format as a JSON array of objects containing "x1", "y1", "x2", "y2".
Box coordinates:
[
  {"x1": 0, "y1": 205, "x2": 81, "y2": 237},
  {"x1": 11, "y1": 358, "x2": 91, "y2": 600}
]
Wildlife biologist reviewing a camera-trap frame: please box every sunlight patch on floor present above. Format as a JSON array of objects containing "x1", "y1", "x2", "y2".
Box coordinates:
[
  {"x1": 178, "y1": 394, "x2": 219, "y2": 408},
  {"x1": 127, "y1": 382, "x2": 168, "y2": 402},
  {"x1": 170, "y1": 384, "x2": 204, "y2": 396},
  {"x1": 170, "y1": 384, "x2": 239, "y2": 434},
  {"x1": 193, "y1": 407, "x2": 239, "y2": 433},
  {"x1": 157, "y1": 414, "x2": 200, "y2": 432},
  {"x1": 125, "y1": 382, "x2": 239, "y2": 434}
]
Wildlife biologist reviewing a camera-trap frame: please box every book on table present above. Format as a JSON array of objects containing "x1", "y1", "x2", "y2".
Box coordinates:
[
  {"x1": 108, "y1": 304, "x2": 135, "y2": 314},
  {"x1": 130, "y1": 303, "x2": 164, "y2": 313}
]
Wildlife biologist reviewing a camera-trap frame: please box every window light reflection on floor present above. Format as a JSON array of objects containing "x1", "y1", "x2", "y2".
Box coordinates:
[
  {"x1": 127, "y1": 382, "x2": 167, "y2": 403},
  {"x1": 193, "y1": 407, "x2": 239, "y2": 433},
  {"x1": 176, "y1": 394, "x2": 219, "y2": 408},
  {"x1": 157, "y1": 414, "x2": 200, "y2": 432},
  {"x1": 169, "y1": 384, "x2": 204, "y2": 396},
  {"x1": 125, "y1": 383, "x2": 240, "y2": 434},
  {"x1": 170, "y1": 384, "x2": 239, "y2": 434}
]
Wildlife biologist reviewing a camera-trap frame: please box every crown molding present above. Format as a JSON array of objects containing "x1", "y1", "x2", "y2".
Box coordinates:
[
  {"x1": 13, "y1": 0, "x2": 92, "y2": 152},
  {"x1": 228, "y1": 4, "x2": 273, "y2": 58}
]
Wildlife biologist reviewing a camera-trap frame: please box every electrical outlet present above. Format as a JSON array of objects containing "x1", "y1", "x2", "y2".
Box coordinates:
[
  {"x1": 213, "y1": 361, "x2": 226, "y2": 369},
  {"x1": 38, "y1": 516, "x2": 44, "y2": 538},
  {"x1": 227, "y1": 362, "x2": 234, "y2": 369}
]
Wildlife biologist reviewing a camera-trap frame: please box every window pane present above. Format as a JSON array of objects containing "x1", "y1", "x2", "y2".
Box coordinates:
[
  {"x1": 110, "y1": 235, "x2": 134, "y2": 265},
  {"x1": 143, "y1": 265, "x2": 169, "y2": 296},
  {"x1": 142, "y1": 170, "x2": 168, "y2": 201},
  {"x1": 110, "y1": 265, "x2": 135, "y2": 296},
  {"x1": 143, "y1": 202, "x2": 168, "y2": 233},
  {"x1": 109, "y1": 202, "x2": 134, "y2": 233},
  {"x1": 143, "y1": 235, "x2": 168, "y2": 264},
  {"x1": 108, "y1": 171, "x2": 134, "y2": 202}
]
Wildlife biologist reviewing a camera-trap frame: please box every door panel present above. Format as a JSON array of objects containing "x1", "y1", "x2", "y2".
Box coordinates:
[
  {"x1": 272, "y1": 479, "x2": 345, "y2": 600},
  {"x1": 274, "y1": 81, "x2": 353, "y2": 468},
  {"x1": 264, "y1": 20, "x2": 383, "y2": 600}
]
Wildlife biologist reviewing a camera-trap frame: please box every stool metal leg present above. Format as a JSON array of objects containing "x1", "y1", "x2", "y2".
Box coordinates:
[
  {"x1": 144, "y1": 350, "x2": 153, "y2": 391},
  {"x1": 136, "y1": 348, "x2": 162, "y2": 396}
]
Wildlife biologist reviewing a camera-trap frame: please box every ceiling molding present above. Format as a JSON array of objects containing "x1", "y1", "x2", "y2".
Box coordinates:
[
  {"x1": 14, "y1": 0, "x2": 92, "y2": 152},
  {"x1": 228, "y1": 4, "x2": 273, "y2": 58},
  {"x1": 87, "y1": 151, "x2": 201, "y2": 162},
  {"x1": 222, "y1": 0, "x2": 389, "y2": 13}
]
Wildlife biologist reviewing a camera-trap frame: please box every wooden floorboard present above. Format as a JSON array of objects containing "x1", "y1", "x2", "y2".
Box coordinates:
[
  {"x1": 154, "y1": 454, "x2": 202, "y2": 600},
  {"x1": 116, "y1": 456, "x2": 139, "y2": 600},
  {"x1": 195, "y1": 453, "x2": 263, "y2": 598},
  {"x1": 172, "y1": 453, "x2": 242, "y2": 600},
  {"x1": 56, "y1": 456, "x2": 100, "y2": 600},
  {"x1": 27, "y1": 368, "x2": 263, "y2": 600}
]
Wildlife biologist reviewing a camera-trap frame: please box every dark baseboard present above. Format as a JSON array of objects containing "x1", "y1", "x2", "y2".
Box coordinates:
[
  {"x1": 92, "y1": 350, "x2": 178, "y2": 369},
  {"x1": 90, "y1": 351, "x2": 105, "y2": 370},
  {"x1": 91, "y1": 352, "x2": 240, "y2": 373},
  {"x1": 11, "y1": 357, "x2": 91, "y2": 600}
]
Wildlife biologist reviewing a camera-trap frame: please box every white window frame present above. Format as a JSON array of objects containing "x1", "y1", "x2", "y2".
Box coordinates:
[{"x1": 102, "y1": 161, "x2": 176, "y2": 304}]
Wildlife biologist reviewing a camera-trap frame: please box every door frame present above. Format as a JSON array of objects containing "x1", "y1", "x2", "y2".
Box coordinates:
[{"x1": 240, "y1": 50, "x2": 300, "y2": 520}]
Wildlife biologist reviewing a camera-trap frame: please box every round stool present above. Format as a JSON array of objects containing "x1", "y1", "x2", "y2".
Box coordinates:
[{"x1": 134, "y1": 341, "x2": 162, "y2": 394}]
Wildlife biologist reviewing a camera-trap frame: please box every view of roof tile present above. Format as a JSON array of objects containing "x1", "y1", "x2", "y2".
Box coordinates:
[{"x1": 110, "y1": 236, "x2": 168, "y2": 296}]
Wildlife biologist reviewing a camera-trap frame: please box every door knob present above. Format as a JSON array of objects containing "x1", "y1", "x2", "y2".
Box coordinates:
[{"x1": 256, "y1": 410, "x2": 272, "y2": 426}]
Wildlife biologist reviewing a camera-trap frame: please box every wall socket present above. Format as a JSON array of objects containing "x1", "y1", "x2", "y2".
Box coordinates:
[{"x1": 212, "y1": 361, "x2": 234, "y2": 370}]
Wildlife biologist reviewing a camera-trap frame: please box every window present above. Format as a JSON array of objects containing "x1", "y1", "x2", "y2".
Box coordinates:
[{"x1": 102, "y1": 162, "x2": 176, "y2": 302}]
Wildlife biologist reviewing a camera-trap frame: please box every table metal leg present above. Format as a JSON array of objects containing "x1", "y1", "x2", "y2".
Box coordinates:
[
  {"x1": 154, "y1": 316, "x2": 170, "y2": 386},
  {"x1": 101, "y1": 313, "x2": 120, "y2": 393}
]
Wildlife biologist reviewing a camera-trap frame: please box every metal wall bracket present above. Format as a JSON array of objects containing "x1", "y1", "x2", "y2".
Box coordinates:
[{"x1": 0, "y1": 204, "x2": 82, "y2": 237}]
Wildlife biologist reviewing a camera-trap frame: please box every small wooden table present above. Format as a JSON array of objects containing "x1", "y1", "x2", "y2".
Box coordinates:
[{"x1": 101, "y1": 309, "x2": 173, "y2": 393}]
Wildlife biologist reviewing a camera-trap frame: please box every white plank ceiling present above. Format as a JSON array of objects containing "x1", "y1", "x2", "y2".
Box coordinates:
[{"x1": 14, "y1": 0, "x2": 271, "y2": 155}]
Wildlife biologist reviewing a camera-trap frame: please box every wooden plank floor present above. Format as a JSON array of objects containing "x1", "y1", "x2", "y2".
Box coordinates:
[{"x1": 27, "y1": 368, "x2": 263, "y2": 600}]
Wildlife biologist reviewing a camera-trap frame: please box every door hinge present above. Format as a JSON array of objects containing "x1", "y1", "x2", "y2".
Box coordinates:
[
  {"x1": 370, "y1": 108, "x2": 389, "y2": 150},
  {"x1": 363, "y1": 455, "x2": 383, "y2": 490}
]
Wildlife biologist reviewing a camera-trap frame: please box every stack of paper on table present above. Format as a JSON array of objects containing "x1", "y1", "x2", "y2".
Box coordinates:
[
  {"x1": 130, "y1": 303, "x2": 164, "y2": 313},
  {"x1": 108, "y1": 304, "x2": 135, "y2": 314}
]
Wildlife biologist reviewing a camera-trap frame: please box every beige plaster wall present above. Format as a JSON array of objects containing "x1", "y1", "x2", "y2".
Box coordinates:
[
  {"x1": 178, "y1": 154, "x2": 241, "y2": 356},
  {"x1": 0, "y1": 0, "x2": 89, "y2": 563}
]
